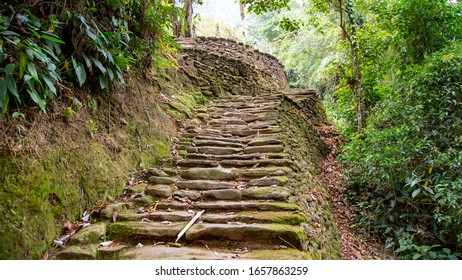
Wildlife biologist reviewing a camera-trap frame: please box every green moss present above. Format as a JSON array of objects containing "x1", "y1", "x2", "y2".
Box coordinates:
[
  {"x1": 246, "y1": 249, "x2": 314, "y2": 260},
  {"x1": 238, "y1": 211, "x2": 307, "y2": 225}
]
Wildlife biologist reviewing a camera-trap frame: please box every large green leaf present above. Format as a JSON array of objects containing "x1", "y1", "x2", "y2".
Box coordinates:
[
  {"x1": 42, "y1": 75, "x2": 56, "y2": 97},
  {"x1": 72, "y1": 58, "x2": 87, "y2": 87},
  {"x1": 99, "y1": 75, "x2": 109, "y2": 90},
  {"x1": 0, "y1": 81, "x2": 9, "y2": 114},
  {"x1": 41, "y1": 34, "x2": 65, "y2": 44}
]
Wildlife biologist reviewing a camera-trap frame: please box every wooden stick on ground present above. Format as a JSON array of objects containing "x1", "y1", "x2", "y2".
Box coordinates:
[{"x1": 175, "y1": 210, "x2": 205, "y2": 243}]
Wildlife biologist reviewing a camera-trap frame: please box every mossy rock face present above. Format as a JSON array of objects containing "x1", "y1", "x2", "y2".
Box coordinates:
[
  {"x1": 100, "y1": 203, "x2": 131, "y2": 220},
  {"x1": 242, "y1": 187, "x2": 290, "y2": 201},
  {"x1": 132, "y1": 196, "x2": 156, "y2": 207},
  {"x1": 55, "y1": 244, "x2": 99, "y2": 260},
  {"x1": 69, "y1": 223, "x2": 107, "y2": 245},
  {"x1": 145, "y1": 185, "x2": 176, "y2": 198},
  {"x1": 125, "y1": 183, "x2": 148, "y2": 195},
  {"x1": 97, "y1": 244, "x2": 130, "y2": 260}
]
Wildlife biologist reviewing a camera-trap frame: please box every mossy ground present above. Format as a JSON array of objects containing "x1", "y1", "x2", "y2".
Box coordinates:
[{"x1": 0, "y1": 71, "x2": 206, "y2": 259}]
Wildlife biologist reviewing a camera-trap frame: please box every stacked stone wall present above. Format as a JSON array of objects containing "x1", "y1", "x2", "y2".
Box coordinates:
[{"x1": 176, "y1": 36, "x2": 288, "y2": 96}]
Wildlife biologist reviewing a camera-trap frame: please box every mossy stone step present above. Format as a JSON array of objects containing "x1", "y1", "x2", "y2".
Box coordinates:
[
  {"x1": 180, "y1": 134, "x2": 247, "y2": 144},
  {"x1": 189, "y1": 139, "x2": 245, "y2": 148},
  {"x1": 202, "y1": 211, "x2": 307, "y2": 225},
  {"x1": 181, "y1": 146, "x2": 243, "y2": 155},
  {"x1": 208, "y1": 119, "x2": 248, "y2": 126},
  {"x1": 185, "y1": 224, "x2": 307, "y2": 250},
  {"x1": 180, "y1": 167, "x2": 289, "y2": 181},
  {"x1": 248, "y1": 137, "x2": 282, "y2": 146},
  {"x1": 185, "y1": 152, "x2": 290, "y2": 161},
  {"x1": 117, "y1": 210, "x2": 194, "y2": 222},
  {"x1": 109, "y1": 221, "x2": 185, "y2": 242},
  {"x1": 154, "y1": 200, "x2": 301, "y2": 212},
  {"x1": 175, "y1": 180, "x2": 236, "y2": 190},
  {"x1": 244, "y1": 145, "x2": 284, "y2": 154},
  {"x1": 117, "y1": 210, "x2": 306, "y2": 226},
  {"x1": 219, "y1": 158, "x2": 291, "y2": 168},
  {"x1": 177, "y1": 159, "x2": 220, "y2": 168},
  {"x1": 247, "y1": 176, "x2": 289, "y2": 186}
]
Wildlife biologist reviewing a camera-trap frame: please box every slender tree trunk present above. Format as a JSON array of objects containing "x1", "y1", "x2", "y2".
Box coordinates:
[
  {"x1": 184, "y1": 0, "x2": 194, "y2": 37},
  {"x1": 140, "y1": 0, "x2": 149, "y2": 39},
  {"x1": 350, "y1": 24, "x2": 365, "y2": 132}
]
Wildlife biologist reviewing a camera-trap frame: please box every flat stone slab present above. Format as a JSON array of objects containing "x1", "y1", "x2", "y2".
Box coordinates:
[
  {"x1": 248, "y1": 137, "x2": 282, "y2": 146},
  {"x1": 244, "y1": 145, "x2": 284, "y2": 154},
  {"x1": 242, "y1": 187, "x2": 290, "y2": 201},
  {"x1": 69, "y1": 222, "x2": 106, "y2": 245},
  {"x1": 202, "y1": 211, "x2": 307, "y2": 225},
  {"x1": 117, "y1": 211, "x2": 194, "y2": 222},
  {"x1": 148, "y1": 176, "x2": 177, "y2": 185},
  {"x1": 191, "y1": 139, "x2": 245, "y2": 148},
  {"x1": 247, "y1": 176, "x2": 289, "y2": 186},
  {"x1": 186, "y1": 153, "x2": 289, "y2": 161},
  {"x1": 109, "y1": 222, "x2": 185, "y2": 242},
  {"x1": 196, "y1": 146, "x2": 243, "y2": 155},
  {"x1": 119, "y1": 246, "x2": 234, "y2": 260},
  {"x1": 175, "y1": 180, "x2": 236, "y2": 190},
  {"x1": 180, "y1": 167, "x2": 237, "y2": 180},
  {"x1": 185, "y1": 224, "x2": 307, "y2": 250},
  {"x1": 177, "y1": 159, "x2": 219, "y2": 168},
  {"x1": 145, "y1": 185, "x2": 176, "y2": 197},
  {"x1": 203, "y1": 189, "x2": 242, "y2": 200},
  {"x1": 56, "y1": 244, "x2": 99, "y2": 260},
  {"x1": 155, "y1": 201, "x2": 301, "y2": 212},
  {"x1": 220, "y1": 159, "x2": 291, "y2": 168}
]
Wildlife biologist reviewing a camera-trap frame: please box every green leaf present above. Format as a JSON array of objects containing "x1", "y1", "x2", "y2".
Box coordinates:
[
  {"x1": 92, "y1": 58, "x2": 106, "y2": 74},
  {"x1": 99, "y1": 75, "x2": 109, "y2": 90},
  {"x1": 5, "y1": 63, "x2": 15, "y2": 76},
  {"x1": 0, "y1": 81, "x2": 9, "y2": 114},
  {"x1": 42, "y1": 75, "x2": 56, "y2": 97},
  {"x1": 73, "y1": 58, "x2": 86, "y2": 87},
  {"x1": 28, "y1": 88, "x2": 46, "y2": 112},
  {"x1": 30, "y1": 29, "x2": 40, "y2": 38},
  {"x1": 107, "y1": 67, "x2": 114, "y2": 80},
  {"x1": 423, "y1": 186, "x2": 434, "y2": 195},
  {"x1": 19, "y1": 53, "x2": 26, "y2": 79},
  {"x1": 41, "y1": 34, "x2": 65, "y2": 44},
  {"x1": 27, "y1": 61, "x2": 38, "y2": 78},
  {"x1": 82, "y1": 55, "x2": 92, "y2": 68},
  {"x1": 411, "y1": 188, "x2": 421, "y2": 198},
  {"x1": 0, "y1": 30, "x2": 20, "y2": 36}
]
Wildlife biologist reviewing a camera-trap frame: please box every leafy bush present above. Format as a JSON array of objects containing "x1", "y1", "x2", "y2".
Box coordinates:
[
  {"x1": 342, "y1": 41, "x2": 462, "y2": 259},
  {"x1": 0, "y1": 1, "x2": 182, "y2": 116}
]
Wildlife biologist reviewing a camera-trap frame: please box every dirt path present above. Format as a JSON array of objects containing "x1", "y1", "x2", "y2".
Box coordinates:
[{"x1": 317, "y1": 125, "x2": 390, "y2": 260}]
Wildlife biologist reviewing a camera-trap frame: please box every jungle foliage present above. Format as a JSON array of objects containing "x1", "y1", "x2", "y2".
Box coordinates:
[
  {"x1": 244, "y1": 0, "x2": 462, "y2": 259},
  {"x1": 0, "y1": 0, "x2": 184, "y2": 116}
]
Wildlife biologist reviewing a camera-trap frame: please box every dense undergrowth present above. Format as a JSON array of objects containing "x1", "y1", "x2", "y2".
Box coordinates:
[{"x1": 244, "y1": 0, "x2": 462, "y2": 259}]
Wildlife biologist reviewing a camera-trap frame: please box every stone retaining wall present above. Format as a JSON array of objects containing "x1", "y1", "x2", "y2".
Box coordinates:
[{"x1": 176, "y1": 37, "x2": 288, "y2": 96}]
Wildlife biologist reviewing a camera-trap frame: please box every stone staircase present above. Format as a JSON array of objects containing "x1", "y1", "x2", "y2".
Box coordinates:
[{"x1": 56, "y1": 92, "x2": 312, "y2": 260}]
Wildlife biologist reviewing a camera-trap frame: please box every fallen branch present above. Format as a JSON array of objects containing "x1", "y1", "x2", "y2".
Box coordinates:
[
  {"x1": 278, "y1": 236, "x2": 298, "y2": 250},
  {"x1": 175, "y1": 210, "x2": 205, "y2": 243}
]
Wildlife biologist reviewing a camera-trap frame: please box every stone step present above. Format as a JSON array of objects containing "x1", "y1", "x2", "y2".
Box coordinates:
[
  {"x1": 248, "y1": 137, "x2": 282, "y2": 146},
  {"x1": 244, "y1": 145, "x2": 284, "y2": 154},
  {"x1": 185, "y1": 153, "x2": 290, "y2": 161},
  {"x1": 180, "y1": 167, "x2": 289, "y2": 181},
  {"x1": 177, "y1": 159, "x2": 220, "y2": 168},
  {"x1": 180, "y1": 146, "x2": 243, "y2": 155},
  {"x1": 175, "y1": 180, "x2": 236, "y2": 190},
  {"x1": 187, "y1": 139, "x2": 245, "y2": 148},
  {"x1": 219, "y1": 158, "x2": 291, "y2": 168},
  {"x1": 117, "y1": 210, "x2": 306, "y2": 226},
  {"x1": 154, "y1": 200, "x2": 300, "y2": 212},
  {"x1": 171, "y1": 186, "x2": 290, "y2": 201},
  {"x1": 109, "y1": 222, "x2": 307, "y2": 250},
  {"x1": 180, "y1": 134, "x2": 247, "y2": 144},
  {"x1": 208, "y1": 119, "x2": 248, "y2": 126}
]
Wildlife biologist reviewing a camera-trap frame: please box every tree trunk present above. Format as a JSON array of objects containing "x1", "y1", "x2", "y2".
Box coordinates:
[{"x1": 184, "y1": 0, "x2": 194, "y2": 37}]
